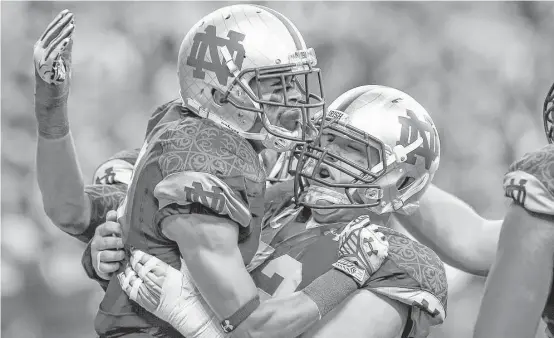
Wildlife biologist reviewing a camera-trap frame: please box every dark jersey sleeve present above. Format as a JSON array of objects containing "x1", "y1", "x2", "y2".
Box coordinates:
[
  {"x1": 72, "y1": 183, "x2": 129, "y2": 243},
  {"x1": 154, "y1": 171, "x2": 253, "y2": 228}
]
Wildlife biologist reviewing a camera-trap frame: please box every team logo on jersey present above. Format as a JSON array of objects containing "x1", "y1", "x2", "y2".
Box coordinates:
[
  {"x1": 93, "y1": 159, "x2": 134, "y2": 186},
  {"x1": 505, "y1": 178, "x2": 528, "y2": 206},
  {"x1": 184, "y1": 181, "x2": 226, "y2": 214},
  {"x1": 397, "y1": 109, "x2": 440, "y2": 170},
  {"x1": 187, "y1": 25, "x2": 246, "y2": 86},
  {"x1": 95, "y1": 167, "x2": 117, "y2": 184}
]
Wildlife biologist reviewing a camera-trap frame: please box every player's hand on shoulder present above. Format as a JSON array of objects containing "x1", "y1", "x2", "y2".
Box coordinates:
[
  {"x1": 91, "y1": 211, "x2": 125, "y2": 280},
  {"x1": 34, "y1": 9, "x2": 74, "y2": 87},
  {"x1": 332, "y1": 215, "x2": 389, "y2": 287}
]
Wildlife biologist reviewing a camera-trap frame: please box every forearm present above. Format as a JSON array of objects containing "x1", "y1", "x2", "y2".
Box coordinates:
[
  {"x1": 182, "y1": 244, "x2": 259, "y2": 320},
  {"x1": 35, "y1": 75, "x2": 91, "y2": 234},
  {"x1": 37, "y1": 133, "x2": 90, "y2": 232},
  {"x1": 235, "y1": 269, "x2": 358, "y2": 338},
  {"x1": 396, "y1": 184, "x2": 501, "y2": 276},
  {"x1": 35, "y1": 73, "x2": 70, "y2": 138},
  {"x1": 232, "y1": 291, "x2": 319, "y2": 338}
]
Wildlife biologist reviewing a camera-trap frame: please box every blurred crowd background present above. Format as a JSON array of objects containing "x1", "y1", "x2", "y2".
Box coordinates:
[{"x1": 2, "y1": 1, "x2": 554, "y2": 337}]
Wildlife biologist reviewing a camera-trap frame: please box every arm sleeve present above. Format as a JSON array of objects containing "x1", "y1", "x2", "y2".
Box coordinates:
[
  {"x1": 154, "y1": 171, "x2": 252, "y2": 228},
  {"x1": 73, "y1": 149, "x2": 138, "y2": 243},
  {"x1": 504, "y1": 144, "x2": 554, "y2": 215},
  {"x1": 71, "y1": 183, "x2": 128, "y2": 243}
]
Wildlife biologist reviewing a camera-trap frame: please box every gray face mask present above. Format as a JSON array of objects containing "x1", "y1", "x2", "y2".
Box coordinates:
[
  {"x1": 302, "y1": 185, "x2": 421, "y2": 219},
  {"x1": 301, "y1": 185, "x2": 352, "y2": 207}
]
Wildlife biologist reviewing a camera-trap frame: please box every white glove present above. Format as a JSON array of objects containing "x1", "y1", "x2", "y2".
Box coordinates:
[
  {"x1": 118, "y1": 249, "x2": 226, "y2": 338},
  {"x1": 333, "y1": 215, "x2": 389, "y2": 286},
  {"x1": 33, "y1": 9, "x2": 74, "y2": 85}
]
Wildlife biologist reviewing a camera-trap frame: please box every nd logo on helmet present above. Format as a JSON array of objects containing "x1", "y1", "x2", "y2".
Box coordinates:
[
  {"x1": 186, "y1": 25, "x2": 246, "y2": 86},
  {"x1": 397, "y1": 109, "x2": 440, "y2": 170}
]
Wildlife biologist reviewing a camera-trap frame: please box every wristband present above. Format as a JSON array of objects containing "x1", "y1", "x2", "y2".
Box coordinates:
[
  {"x1": 302, "y1": 268, "x2": 358, "y2": 319},
  {"x1": 220, "y1": 295, "x2": 261, "y2": 333}
]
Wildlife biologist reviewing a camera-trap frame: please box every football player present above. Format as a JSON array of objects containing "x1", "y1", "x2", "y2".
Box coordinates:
[
  {"x1": 118, "y1": 85, "x2": 449, "y2": 338},
  {"x1": 34, "y1": 7, "x2": 391, "y2": 338},
  {"x1": 471, "y1": 83, "x2": 554, "y2": 338}
]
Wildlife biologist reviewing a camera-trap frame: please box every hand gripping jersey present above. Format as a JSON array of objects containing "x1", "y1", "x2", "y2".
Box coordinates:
[
  {"x1": 95, "y1": 100, "x2": 266, "y2": 337},
  {"x1": 81, "y1": 101, "x2": 178, "y2": 287},
  {"x1": 249, "y1": 196, "x2": 448, "y2": 338},
  {"x1": 503, "y1": 144, "x2": 554, "y2": 338},
  {"x1": 80, "y1": 148, "x2": 139, "y2": 288}
]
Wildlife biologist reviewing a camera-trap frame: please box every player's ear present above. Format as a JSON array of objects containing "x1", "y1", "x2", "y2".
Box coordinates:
[{"x1": 211, "y1": 88, "x2": 225, "y2": 107}]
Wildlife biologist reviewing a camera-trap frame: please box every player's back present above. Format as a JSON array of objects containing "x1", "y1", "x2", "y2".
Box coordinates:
[
  {"x1": 95, "y1": 100, "x2": 267, "y2": 337},
  {"x1": 250, "y1": 199, "x2": 448, "y2": 338}
]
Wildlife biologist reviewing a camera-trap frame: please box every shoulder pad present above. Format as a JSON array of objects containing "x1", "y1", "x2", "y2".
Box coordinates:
[
  {"x1": 92, "y1": 149, "x2": 138, "y2": 185},
  {"x1": 156, "y1": 117, "x2": 266, "y2": 183},
  {"x1": 504, "y1": 144, "x2": 554, "y2": 215},
  {"x1": 154, "y1": 171, "x2": 252, "y2": 227},
  {"x1": 144, "y1": 99, "x2": 182, "y2": 139}
]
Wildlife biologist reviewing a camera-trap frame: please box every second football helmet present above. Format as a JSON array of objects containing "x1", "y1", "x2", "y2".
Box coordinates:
[
  {"x1": 177, "y1": 5, "x2": 325, "y2": 152},
  {"x1": 292, "y1": 85, "x2": 441, "y2": 215}
]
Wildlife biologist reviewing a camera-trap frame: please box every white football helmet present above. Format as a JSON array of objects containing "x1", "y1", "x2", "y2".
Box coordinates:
[
  {"x1": 177, "y1": 5, "x2": 325, "y2": 152},
  {"x1": 292, "y1": 85, "x2": 441, "y2": 215}
]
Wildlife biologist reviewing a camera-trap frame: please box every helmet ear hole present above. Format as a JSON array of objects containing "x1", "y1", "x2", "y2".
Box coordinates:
[
  {"x1": 211, "y1": 88, "x2": 225, "y2": 107},
  {"x1": 396, "y1": 176, "x2": 415, "y2": 191}
]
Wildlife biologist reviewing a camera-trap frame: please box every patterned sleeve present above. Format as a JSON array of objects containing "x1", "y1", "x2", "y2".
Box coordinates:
[
  {"x1": 92, "y1": 148, "x2": 139, "y2": 185},
  {"x1": 503, "y1": 144, "x2": 554, "y2": 215},
  {"x1": 72, "y1": 184, "x2": 128, "y2": 243},
  {"x1": 154, "y1": 171, "x2": 252, "y2": 228},
  {"x1": 73, "y1": 148, "x2": 139, "y2": 242}
]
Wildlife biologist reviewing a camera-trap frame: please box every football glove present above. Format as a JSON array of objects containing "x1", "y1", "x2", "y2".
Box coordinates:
[
  {"x1": 118, "y1": 249, "x2": 225, "y2": 338},
  {"x1": 33, "y1": 9, "x2": 74, "y2": 86},
  {"x1": 332, "y1": 215, "x2": 389, "y2": 287}
]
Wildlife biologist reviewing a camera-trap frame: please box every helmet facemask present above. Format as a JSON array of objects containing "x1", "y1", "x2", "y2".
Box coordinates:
[
  {"x1": 221, "y1": 48, "x2": 324, "y2": 152},
  {"x1": 291, "y1": 110, "x2": 389, "y2": 209}
]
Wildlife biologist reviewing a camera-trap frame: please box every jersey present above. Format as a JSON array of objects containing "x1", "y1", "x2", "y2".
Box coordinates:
[
  {"x1": 249, "y1": 199, "x2": 448, "y2": 338},
  {"x1": 80, "y1": 101, "x2": 180, "y2": 286},
  {"x1": 95, "y1": 100, "x2": 266, "y2": 338},
  {"x1": 78, "y1": 99, "x2": 181, "y2": 245},
  {"x1": 503, "y1": 144, "x2": 554, "y2": 337},
  {"x1": 74, "y1": 148, "x2": 140, "y2": 244}
]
